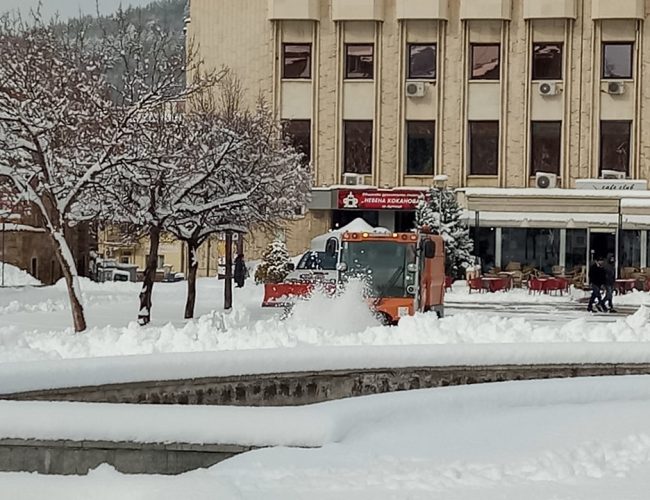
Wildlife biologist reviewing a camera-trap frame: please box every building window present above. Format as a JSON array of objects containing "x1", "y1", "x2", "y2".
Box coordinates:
[
  {"x1": 157, "y1": 255, "x2": 165, "y2": 269},
  {"x1": 600, "y1": 121, "x2": 631, "y2": 174},
  {"x1": 282, "y1": 120, "x2": 311, "y2": 166},
  {"x1": 602, "y1": 42, "x2": 633, "y2": 79},
  {"x1": 530, "y1": 121, "x2": 562, "y2": 175},
  {"x1": 566, "y1": 229, "x2": 587, "y2": 272},
  {"x1": 469, "y1": 121, "x2": 499, "y2": 175},
  {"x1": 31, "y1": 257, "x2": 38, "y2": 279},
  {"x1": 621, "y1": 230, "x2": 641, "y2": 268},
  {"x1": 532, "y1": 43, "x2": 563, "y2": 80},
  {"x1": 470, "y1": 44, "x2": 500, "y2": 80},
  {"x1": 406, "y1": 121, "x2": 435, "y2": 175},
  {"x1": 282, "y1": 44, "x2": 311, "y2": 79},
  {"x1": 408, "y1": 44, "x2": 436, "y2": 79},
  {"x1": 345, "y1": 44, "x2": 374, "y2": 80},
  {"x1": 502, "y1": 228, "x2": 561, "y2": 275},
  {"x1": 470, "y1": 227, "x2": 497, "y2": 273},
  {"x1": 344, "y1": 120, "x2": 373, "y2": 174}
]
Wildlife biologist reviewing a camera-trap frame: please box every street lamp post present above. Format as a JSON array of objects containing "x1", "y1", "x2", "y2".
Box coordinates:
[{"x1": 433, "y1": 174, "x2": 448, "y2": 233}]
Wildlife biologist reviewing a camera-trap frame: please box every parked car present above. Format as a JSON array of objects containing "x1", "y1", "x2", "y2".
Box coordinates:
[{"x1": 93, "y1": 259, "x2": 137, "y2": 282}]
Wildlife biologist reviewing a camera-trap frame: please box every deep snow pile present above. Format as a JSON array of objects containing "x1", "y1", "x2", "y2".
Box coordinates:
[
  {"x1": 2, "y1": 376, "x2": 650, "y2": 499},
  {"x1": 1, "y1": 282, "x2": 650, "y2": 363},
  {"x1": 0, "y1": 263, "x2": 41, "y2": 287}
]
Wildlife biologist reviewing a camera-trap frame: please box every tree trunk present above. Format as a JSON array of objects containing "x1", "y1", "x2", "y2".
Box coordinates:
[
  {"x1": 184, "y1": 240, "x2": 199, "y2": 319},
  {"x1": 224, "y1": 231, "x2": 233, "y2": 310},
  {"x1": 138, "y1": 225, "x2": 161, "y2": 326},
  {"x1": 49, "y1": 230, "x2": 87, "y2": 332}
]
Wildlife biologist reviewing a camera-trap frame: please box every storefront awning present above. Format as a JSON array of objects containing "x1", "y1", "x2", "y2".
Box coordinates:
[{"x1": 462, "y1": 210, "x2": 650, "y2": 229}]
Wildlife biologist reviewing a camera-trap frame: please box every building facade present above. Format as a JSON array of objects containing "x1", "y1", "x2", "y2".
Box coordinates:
[
  {"x1": 0, "y1": 210, "x2": 93, "y2": 285},
  {"x1": 188, "y1": 0, "x2": 650, "y2": 274}
]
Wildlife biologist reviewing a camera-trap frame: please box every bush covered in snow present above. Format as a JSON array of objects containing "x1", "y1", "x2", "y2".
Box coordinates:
[{"x1": 255, "y1": 239, "x2": 291, "y2": 284}]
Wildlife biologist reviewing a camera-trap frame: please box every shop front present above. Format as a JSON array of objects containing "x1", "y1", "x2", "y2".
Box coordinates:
[
  {"x1": 459, "y1": 188, "x2": 650, "y2": 278},
  {"x1": 310, "y1": 187, "x2": 427, "y2": 233}
]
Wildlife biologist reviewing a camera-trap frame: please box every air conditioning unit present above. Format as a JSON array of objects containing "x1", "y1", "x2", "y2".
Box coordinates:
[
  {"x1": 538, "y1": 82, "x2": 559, "y2": 97},
  {"x1": 405, "y1": 81, "x2": 426, "y2": 98},
  {"x1": 343, "y1": 173, "x2": 364, "y2": 186},
  {"x1": 606, "y1": 81, "x2": 625, "y2": 95},
  {"x1": 601, "y1": 169, "x2": 626, "y2": 180},
  {"x1": 535, "y1": 172, "x2": 558, "y2": 189}
]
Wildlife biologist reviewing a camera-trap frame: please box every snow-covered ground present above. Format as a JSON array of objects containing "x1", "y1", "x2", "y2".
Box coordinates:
[
  {"x1": 2, "y1": 376, "x2": 650, "y2": 499},
  {"x1": 2, "y1": 276, "x2": 650, "y2": 391},
  {"x1": 3, "y1": 272, "x2": 650, "y2": 497}
]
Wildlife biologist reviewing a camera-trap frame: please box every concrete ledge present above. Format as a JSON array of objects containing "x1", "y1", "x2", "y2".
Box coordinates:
[
  {"x1": 4, "y1": 363, "x2": 650, "y2": 407},
  {"x1": 0, "y1": 438, "x2": 255, "y2": 475}
]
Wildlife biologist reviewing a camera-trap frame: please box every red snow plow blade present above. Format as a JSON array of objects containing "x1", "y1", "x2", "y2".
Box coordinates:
[
  {"x1": 262, "y1": 283, "x2": 314, "y2": 307},
  {"x1": 262, "y1": 281, "x2": 338, "y2": 307}
]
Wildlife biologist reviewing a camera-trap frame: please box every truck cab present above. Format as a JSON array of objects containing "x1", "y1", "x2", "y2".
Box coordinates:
[{"x1": 339, "y1": 231, "x2": 445, "y2": 323}]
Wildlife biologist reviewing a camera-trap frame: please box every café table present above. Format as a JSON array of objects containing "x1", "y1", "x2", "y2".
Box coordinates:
[{"x1": 615, "y1": 279, "x2": 636, "y2": 295}]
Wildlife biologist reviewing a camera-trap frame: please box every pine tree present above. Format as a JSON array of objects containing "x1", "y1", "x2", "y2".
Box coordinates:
[
  {"x1": 415, "y1": 188, "x2": 474, "y2": 278},
  {"x1": 255, "y1": 239, "x2": 292, "y2": 284}
]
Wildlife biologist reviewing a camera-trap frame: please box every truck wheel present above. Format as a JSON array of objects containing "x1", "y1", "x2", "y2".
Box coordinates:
[
  {"x1": 281, "y1": 305, "x2": 294, "y2": 319},
  {"x1": 376, "y1": 312, "x2": 393, "y2": 326}
]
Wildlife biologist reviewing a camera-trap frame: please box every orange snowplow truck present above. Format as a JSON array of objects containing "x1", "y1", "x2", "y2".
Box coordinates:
[
  {"x1": 263, "y1": 228, "x2": 445, "y2": 323},
  {"x1": 338, "y1": 231, "x2": 445, "y2": 323}
]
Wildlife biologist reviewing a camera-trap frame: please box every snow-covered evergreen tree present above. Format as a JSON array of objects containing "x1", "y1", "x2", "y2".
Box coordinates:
[
  {"x1": 255, "y1": 239, "x2": 292, "y2": 284},
  {"x1": 416, "y1": 188, "x2": 474, "y2": 278}
]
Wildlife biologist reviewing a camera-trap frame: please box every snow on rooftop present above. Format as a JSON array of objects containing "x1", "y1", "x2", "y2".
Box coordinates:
[
  {"x1": 458, "y1": 187, "x2": 650, "y2": 199},
  {"x1": 310, "y1": 218, "x2": 390, "y2": 250}
]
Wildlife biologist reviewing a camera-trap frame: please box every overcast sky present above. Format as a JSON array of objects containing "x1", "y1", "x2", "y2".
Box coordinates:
[{"x1": 1, "y1": 0, "x2": 155, "y2": 19}]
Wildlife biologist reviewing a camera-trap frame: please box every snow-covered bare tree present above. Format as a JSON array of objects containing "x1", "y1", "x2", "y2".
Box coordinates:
[
  {"x1": 137, "y1": 76, "x2": 310, "y2": 319},
  {"x1": 416, "y1": 188, "x2": 474, "y2": 278},
  {"x1": 91, "y1": 11, "x2": 222, "y2": 326},
  {"x1": 0, "y1": 14, "x2": 214, "y2": 332},
  {"x1": 109, "y1": 105, "x2": 247, "y2": 323},
  {"x1": 0, "y1": 18, "x2": 125, "y2": 332}
]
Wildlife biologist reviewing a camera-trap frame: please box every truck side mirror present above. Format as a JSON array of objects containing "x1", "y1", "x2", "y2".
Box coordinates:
[
  {"x1": 326, "y1": 237, "x2": 339, "y2": 257},
  {"x1": 422, "y1": 240, "x2": 436, "y2": 259},
  {"x1": 287, "y1": 263, "x2": 295, "y2": 271}
]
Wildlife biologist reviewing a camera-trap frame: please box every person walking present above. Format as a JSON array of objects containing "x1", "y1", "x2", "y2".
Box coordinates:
[
  {"x1": 234, "y1": 254, "x2": 247, "y2": 288},
  {"x1": 587, "y1": 257, "x2": 607, "y2": 313},
  {"x1": 603, "y1": 254, "x2": 617, "y2": 313}
]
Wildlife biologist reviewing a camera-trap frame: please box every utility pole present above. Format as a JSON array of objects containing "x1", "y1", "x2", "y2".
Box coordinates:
[
  {"x1": 206, "y1": 238, "x2": 211, "y2": 277},
  {"x1": 1, "y1": 217, "x2": 5, "y2": 287},
  {"x1": 224, "y1": 231, "x2": 233, "y2": 310}
]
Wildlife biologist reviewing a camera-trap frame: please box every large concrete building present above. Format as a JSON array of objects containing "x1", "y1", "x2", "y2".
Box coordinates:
[{"x1": 187, "y1": 0, "x2": 650, "y2": 274}]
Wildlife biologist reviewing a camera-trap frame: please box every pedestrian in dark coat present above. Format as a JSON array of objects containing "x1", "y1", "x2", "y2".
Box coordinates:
[
  {"x1": 588, "y1": 258, "x2": 607, "y2": 312},
  {"x1": 234, "y1": 254, "x2": 247, "y2": 288},
  {"x1": 603, "y1": 254, "x2": 616, "y2": 313}
]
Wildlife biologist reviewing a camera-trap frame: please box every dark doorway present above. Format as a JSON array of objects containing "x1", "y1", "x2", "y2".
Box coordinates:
[
  {"x1": 332, "y1": 210, "x2": 379, "y2": 229},
  {"x1": 589, "y1": 231, "x2": 615, "y2": 262},
  {"x1": 395, "y1": 211, "x2": 416, "y2": 232}
]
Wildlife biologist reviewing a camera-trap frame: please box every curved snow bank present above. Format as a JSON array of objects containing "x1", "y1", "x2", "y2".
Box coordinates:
[
  {"x1": 0, "y1": 263, "x2": 41, "y2": 287},
  {"x1": 3, "y1": 377, "x2": 650, "y2": 500}
]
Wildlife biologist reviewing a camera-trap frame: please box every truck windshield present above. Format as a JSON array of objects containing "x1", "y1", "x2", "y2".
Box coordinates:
[
  {"x1": 342, "y1": 241, "x2": 416, "y2": 297},
  {"x1": 296, "y1": 251, "x2": 337, "y2": 271}
]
